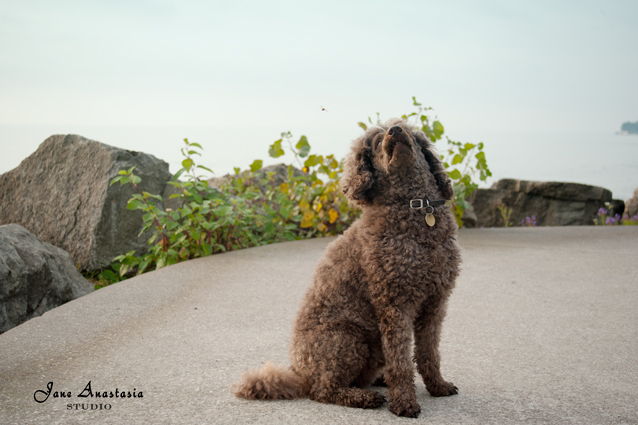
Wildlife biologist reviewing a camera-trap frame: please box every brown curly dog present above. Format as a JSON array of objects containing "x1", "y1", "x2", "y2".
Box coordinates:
[{"x1": 232, "y1": 118, "x2": 461, "y2": 418}]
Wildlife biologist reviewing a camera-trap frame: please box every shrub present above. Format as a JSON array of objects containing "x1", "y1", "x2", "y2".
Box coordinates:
[{"x1": 95, "y1": 97, "x2": 491, "y2": 288}]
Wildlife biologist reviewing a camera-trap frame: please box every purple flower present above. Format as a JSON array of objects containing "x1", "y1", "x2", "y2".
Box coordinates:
[
  {"x1": 521, "y1": 215, "x2": 537, "y2": 227},
  {"x1": 597, "y1": 208, "x2": 608, "y2": 216},
  {"x1": 605, "y1": 214, "x2": 621, "y2": 225}
]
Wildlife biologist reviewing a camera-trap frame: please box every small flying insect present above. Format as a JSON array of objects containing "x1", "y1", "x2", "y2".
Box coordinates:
[{"x1": 321, "y1": 106, "x2": 327, "y2": 112}]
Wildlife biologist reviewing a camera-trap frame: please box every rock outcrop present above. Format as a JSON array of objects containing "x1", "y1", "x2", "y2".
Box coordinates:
[
  {"x1": 471, "y1": 179, "x2": 612, "y2": 227},
  {"x1": 0, "y1": 224, "x2": 93, "y2": 333},
  {"x1": 0, "y1": 135, "x2": 172, "y2": 270},
  {"x1": 208, "y1": 163, "x2": 304, "y2": 191},
  {"x1": 626, "y1": 188, "x2": 638, "y2": 218}
]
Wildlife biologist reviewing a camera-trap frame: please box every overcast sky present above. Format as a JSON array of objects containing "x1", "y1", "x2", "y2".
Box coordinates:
[{"x1": 1, "y1": 0, "x2": 637, "y2": 193}]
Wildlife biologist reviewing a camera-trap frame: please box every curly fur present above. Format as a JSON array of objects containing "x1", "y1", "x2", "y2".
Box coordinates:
[{"x1": 232, "y1": 119, "x2": 461, "y2": 418}]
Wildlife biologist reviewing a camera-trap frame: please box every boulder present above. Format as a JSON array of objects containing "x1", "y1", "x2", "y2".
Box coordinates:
[
  {"x1": 208, "y1": 163, "x2": 304, "y2": 191},
  {"x1": 471, "y1": 179, "x2": 612, "y2": 227},
  {"x1": 461, "y1": 204, "x2": 478, "y2": 228},
  {"x1": 0, "y1": 224, "x2": 93, "y2": 333},
  {"x1": 0, "y1": 135, "x2": 172, "y2": 271},
  {"x1": 626, "y1": 188, "x2": 638, "y2": 219},
  {"x1": 608, "y1": 199, "x2": 625, "y2": 218}
]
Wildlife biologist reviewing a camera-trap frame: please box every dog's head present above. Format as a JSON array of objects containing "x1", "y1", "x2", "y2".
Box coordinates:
[{"x1": 340, "y1": 118, "x2": 454, "y2": 207}]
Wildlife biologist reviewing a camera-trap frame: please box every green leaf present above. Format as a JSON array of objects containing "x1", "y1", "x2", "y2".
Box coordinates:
[
  {"x1": 433, "y1": 121, "x2": 444, "y2": 139},
  {"x1": 126, "y1": 199, "x2": 145, "y2": 210},
  {"x1": 449, "y1": 169, "x2": 462, "y2": 180},
  {"x1": 304, "y1": 154, "x2": 320, "y2": 168},
  {"x1": 451, "y1": 154, "x2": 463, "y2": 165},
  {"x1": 357, "y1": 122, "x2": 367, "y2": 131},
  {"x1": 118, "y1": 170, "x2": 129, "y2": 176},
  {"x1": 110, "y1": 176, "x2": 123, "y2": 185},
  {"x1": 182, "y1": 158, "x2": 194, "y2": 172},
  {"x1": 268, "y1": 139, "x2": 285, "y2": 158},
  {"x1": 137, "y1": 260, "x2": 150, "y2": 275},
  {"x1": 173, "y1": 168, "x2": 186, "y2": 181},
  {"x1": 189, "y1": 142, "x2": 203, "y2": 149},
  {"x1": 213, "y1": 205, "x2": 233, "y2": 216},
  {"x1": 295, "y1": 135, "x2": 310, "y2": 158},
  {"x1": 197, "y1": 165, "x2": 214, "y2": 174},
  {"x1": 250, "y1": 159, "x2": 263, "y2": 172}
]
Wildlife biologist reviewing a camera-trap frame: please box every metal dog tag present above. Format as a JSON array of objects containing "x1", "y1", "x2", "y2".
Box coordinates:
[{"x1": 425, "y1": 203, "x2": 435, "y2": 226}]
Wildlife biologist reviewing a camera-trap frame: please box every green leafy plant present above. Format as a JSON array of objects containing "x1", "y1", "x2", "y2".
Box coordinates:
[
  {"x1": 97, "y1": 135, "x2": 357, "y2": 287},
  {"x1": 358, "y1": 97, "x2": 492, "y2": 226},
  {"x1": 96, "y1": 97, "x2": 491, "y2": 288},
  {"x1": 496, "y1": 200, "x2": 513, "y2": 227}
]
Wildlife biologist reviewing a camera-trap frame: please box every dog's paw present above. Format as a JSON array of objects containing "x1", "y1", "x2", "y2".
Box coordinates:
[
  {"x1": 427, "y1": 381, "x2": 458, "y2": 397},
  {"x1": 363, "y1": 391, "x2": 387, "y2": 408},
  {"x1": 389, "y1": 398, "x2": 421, "y2": 418}
]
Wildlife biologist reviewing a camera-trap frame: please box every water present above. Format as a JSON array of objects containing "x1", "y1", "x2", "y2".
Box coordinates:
[
  {"x1": 1, "y1": 126, "x2": 636, "y2": 201},
  {"x1": 460, "y1": 130, "x2": 638, "y2": 201}
]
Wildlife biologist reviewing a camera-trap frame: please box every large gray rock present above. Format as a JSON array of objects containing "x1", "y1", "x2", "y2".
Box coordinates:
[
  {"x1": 0, "y1": 135, "x2": 172, "y2": 270},
  {"x1": 626, "y1": 188, "x2": 638, "y2": 219},
  {"x1": 471, "y1": 179, "x2": 612, "y2": 227},
  {"x1": 0, "y1": 224, "x2": 93, "y2": 333}
]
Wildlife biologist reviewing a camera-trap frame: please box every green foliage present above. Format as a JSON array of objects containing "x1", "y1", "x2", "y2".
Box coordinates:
[
  {"x1": 496, "y1": 200, "x2": 513, "y2": 228},
  {"x1": 97, "y1": 97, "x2": 491, "y2": 287},
  {"x1": 360, "y1": 97, "x2": 492, "y2": 226},
  {"x1": 98, "y1": 136, "x2": 356, "y2": 287}
]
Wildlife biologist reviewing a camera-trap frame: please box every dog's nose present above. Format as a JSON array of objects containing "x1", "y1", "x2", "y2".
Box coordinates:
[{"x1": 388, "y1": 126, "x2": 403, "y2": 136}]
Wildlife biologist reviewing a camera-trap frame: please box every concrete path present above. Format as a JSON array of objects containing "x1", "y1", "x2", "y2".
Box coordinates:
[{"x1": 1, "y1": 227, "x2": 637, "y2": 425}]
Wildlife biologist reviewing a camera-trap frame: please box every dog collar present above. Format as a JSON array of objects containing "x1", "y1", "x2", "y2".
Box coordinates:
[
  {"x1": 409, "y1": 199, "x2": 446, "y2": 210},
  {"x1": 409, "y1": 198, "x2": 446, "y2": 227}
]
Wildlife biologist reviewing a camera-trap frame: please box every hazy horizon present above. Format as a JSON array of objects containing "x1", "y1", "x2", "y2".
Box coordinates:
[{"x1": 1, "y1": 0, "x2": 637, "y2": 197}]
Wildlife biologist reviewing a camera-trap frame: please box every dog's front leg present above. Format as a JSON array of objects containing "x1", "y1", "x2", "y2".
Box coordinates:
[
  {"x1": 414, "y1": 294, "x2": 458, "y2": 397},
  {"x1": 378, "y1": 306, "x2": 421, "y2": 418}
]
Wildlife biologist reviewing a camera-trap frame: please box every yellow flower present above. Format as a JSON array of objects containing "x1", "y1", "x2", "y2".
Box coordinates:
[{"x1": 329, "y1": 209, "x2": 338, "y2": 224}]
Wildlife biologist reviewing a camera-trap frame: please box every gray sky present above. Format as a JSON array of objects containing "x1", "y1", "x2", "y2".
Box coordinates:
[{"x1": 1, "y1": 0, "x2": 637, "y2": 196}]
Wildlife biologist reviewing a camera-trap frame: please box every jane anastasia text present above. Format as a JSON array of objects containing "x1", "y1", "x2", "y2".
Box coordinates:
[{"x1": 34, "y1": 381, "x2": 143, "y2": 403}]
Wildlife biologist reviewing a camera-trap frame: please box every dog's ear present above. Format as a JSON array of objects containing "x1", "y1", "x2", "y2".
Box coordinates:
[
  {"x1": 340, "y1": 136, "x2": 376, "y2": 205},
  {"x1": 414, "y1": 131, "x2": 454, "y2": 201}
]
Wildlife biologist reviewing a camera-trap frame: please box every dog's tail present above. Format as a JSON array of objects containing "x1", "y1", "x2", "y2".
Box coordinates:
[{"x1": 232, "y1": 362, "x2": 309, "y2": 400}]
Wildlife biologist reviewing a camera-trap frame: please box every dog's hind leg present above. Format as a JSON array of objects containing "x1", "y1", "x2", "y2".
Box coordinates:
[
  {"x1": 414, "y1": 294, "x2": 458, "y2": 397},
  {"x1": 311, "y1": 386, "x2": 386, "y2": 409},
  {"x1": 304, "y1": 326, "x2": 386, "y2": 409},
  {"x1": 350, "y1": 331, "x2": 385, "y2": 389}
]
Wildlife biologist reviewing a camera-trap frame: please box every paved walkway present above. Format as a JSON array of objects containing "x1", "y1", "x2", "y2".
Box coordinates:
[{"x1": 1, "y1": 227, "x2": 637, "y2": 425}]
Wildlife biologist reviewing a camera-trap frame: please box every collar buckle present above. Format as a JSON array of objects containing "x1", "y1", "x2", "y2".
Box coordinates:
[{"x1": 409, "y1": 199, "x2": 423, "y2": 209}]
